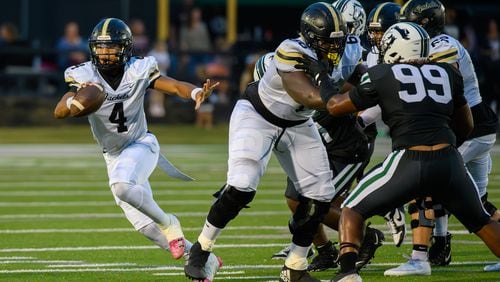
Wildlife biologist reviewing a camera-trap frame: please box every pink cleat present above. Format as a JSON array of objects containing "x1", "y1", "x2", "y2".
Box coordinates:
[{"x1": 168, "y1": 237, "x2": 186, "y2": 260}]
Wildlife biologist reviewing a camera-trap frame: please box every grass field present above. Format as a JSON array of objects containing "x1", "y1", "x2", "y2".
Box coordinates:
[{"x1": 0, "y1": 125, "x2": 499, "y2": 281}]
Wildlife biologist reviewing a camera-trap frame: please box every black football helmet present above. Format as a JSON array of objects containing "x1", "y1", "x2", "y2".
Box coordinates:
[
  {"x1": 367, "y1": 2, "x2": 401, "y2": 49},
  {"x1": 300, "y1": 2, "x2": 348, "y2": 64},
  {"x1": 88, "y1": 18, "x2": 133, "y2": 70},
  {"x1": 399, "y1": 0, "x2": 445, "y2": 38}
]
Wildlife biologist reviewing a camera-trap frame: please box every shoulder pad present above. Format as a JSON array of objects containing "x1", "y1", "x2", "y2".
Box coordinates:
[
  {"x1": 64, "y1": 62, "x2": 95, "y2": 88},
  {"x1": 128, "y1": 56, "x2": 161, "y2": 83},
  {"x1": 275, "y1": 38, "x2": 316, "y2": 73},
  {"x1": 430, "y1": 35, "x2": 459, "y2": 63}
]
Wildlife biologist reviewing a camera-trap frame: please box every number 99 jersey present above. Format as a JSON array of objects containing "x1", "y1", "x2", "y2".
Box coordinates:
[{"x1": 64, "y1": 56, "x2": 161, "y2": 154}]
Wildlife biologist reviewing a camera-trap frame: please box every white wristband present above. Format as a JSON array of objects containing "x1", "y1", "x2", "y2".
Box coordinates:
[
  {"x1": 191, "y1": 88, "x2": 202, "y2": 101},
  {"x1": 66, "y1": 96, "x2": 74, "y2": 110}
]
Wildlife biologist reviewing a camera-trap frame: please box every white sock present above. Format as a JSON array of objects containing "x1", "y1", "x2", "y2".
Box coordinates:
[
  {"x1": 434, "y1": 216, "x2": 448, "y2": 237},
  {"x1": 284, "y1": 243, "x2": 310, "y2": 270},
  {"x1": 411, "y1": 250, "x2": 428, "y2": 261},
  {"x1": 198, "y1": 220, "x2": 222, "y2": 251},
  {"x1": 138, "y1": 222, "x2": 169, "y2": 249}
]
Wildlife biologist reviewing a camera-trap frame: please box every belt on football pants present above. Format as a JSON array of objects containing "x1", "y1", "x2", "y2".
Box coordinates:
[{"x1": 242, "y1": 81, "x2": 308, "y2": 128}]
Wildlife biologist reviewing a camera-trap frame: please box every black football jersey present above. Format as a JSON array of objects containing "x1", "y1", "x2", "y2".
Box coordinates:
[
  {"x1": 348, "y1": 62, "x2": 466, "y2": 150},
  {"x1": 313, "y1": 111, "x2": 369, "y2": 163}
]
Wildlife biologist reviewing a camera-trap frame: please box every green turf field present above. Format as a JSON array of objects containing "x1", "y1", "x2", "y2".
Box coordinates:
[{"x1": 0, "y1": 126, "x2": 498, "y2": 281}]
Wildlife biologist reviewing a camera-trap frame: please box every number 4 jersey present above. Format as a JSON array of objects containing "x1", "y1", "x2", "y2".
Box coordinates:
[
  {"x1": 349, "y1": 62, "x2": 466, "y2": 150},
  {"x1": 64, "y1": 56, "x2": 161, "y2": 154}
]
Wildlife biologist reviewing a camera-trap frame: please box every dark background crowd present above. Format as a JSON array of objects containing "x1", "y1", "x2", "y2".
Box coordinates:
[{"x1": 0, "y1": 0, "x2": 499, "y2": 128}]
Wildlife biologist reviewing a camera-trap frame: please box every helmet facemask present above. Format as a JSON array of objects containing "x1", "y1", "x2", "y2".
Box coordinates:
[
  {"x1": 89, "y1": 40, "x2": 131, "y2": 71},
  {"x1": 318, "y1": 35, "x2": 346, "y2": 65}
]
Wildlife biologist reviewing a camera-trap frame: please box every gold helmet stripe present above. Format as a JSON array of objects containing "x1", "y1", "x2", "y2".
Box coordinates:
[
  {"x1": 100, "y1": 18, "x2": 112, "y2": 36},
  {"x1": 373, "y1": 3, "x2": 390, "y2": 23},
  {"x1": 320, "y1": 3, "x2": 340, "y2": 32},
  {"x1": 400, "y1": 0, "x2": 412, "y2": 16}
]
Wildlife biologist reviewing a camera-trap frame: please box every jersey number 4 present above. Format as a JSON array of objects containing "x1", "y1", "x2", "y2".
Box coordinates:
[
  {"x1": 109, "y1": 102, "x2": 128, "y2": 133},
  {"x1": 392, "y1": 64, "x2": 451, "y2": 104}
]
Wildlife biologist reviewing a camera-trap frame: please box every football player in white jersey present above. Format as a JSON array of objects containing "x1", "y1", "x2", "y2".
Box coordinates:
[
  {"x1": 53, "y1": 18, "x2": 222, "y2": 282},
  {"x1": 384, "y1": 0, "x2": 500, "y2": 276},
  {"x1": 267, "y1": 0, "x2": 386, "y2": 273},
  {"x1": 185, "y1": 3, "x2": 345, "y2": 282}
]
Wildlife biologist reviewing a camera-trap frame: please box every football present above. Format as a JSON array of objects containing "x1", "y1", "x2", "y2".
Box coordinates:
[{"x1": 69, "y1": 84, "x2": 106, "y2": 117}]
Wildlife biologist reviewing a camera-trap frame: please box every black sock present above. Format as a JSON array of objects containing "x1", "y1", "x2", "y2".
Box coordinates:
[{"x1": 339, "y1": 252, "x2": 357, "y2": 273}]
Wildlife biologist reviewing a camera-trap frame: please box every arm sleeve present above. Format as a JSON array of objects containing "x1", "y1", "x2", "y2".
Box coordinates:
[
  {"x1": 348, "y1": 72, "x2": 379, "y2": 111},
  {"x1": 359, "y1": 105, "x2": 382, "y2": 127}
]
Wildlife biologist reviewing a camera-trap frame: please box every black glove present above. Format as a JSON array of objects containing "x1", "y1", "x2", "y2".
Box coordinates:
[{"x1": 295, "y1": 54, "x2": 330, "y2": 86}]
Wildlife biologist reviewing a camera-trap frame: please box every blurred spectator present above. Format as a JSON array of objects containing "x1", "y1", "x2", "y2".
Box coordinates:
[
  {"x1": 55, "y1": 21, "x2": 88, "y2": 70},
  {"x1": 179, "y1": 7, "x2": 212, "y2": 63},
  {"x1": 479, "y1": 18, "x2": 500, "y2": 113},
  {"x1": 129, "y1": 18, "x2": 150, "y2": 57},
  {"x1": 0, "y1": 22, "x2": 32, "y2": 69},
  {"x1": 147, "y1": 40, "x2": 171, "y2": 118}
]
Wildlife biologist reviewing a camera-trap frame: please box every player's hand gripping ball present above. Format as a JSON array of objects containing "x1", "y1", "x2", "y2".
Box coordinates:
[{"x1": 69, "y1": 83, "x2": 106, "y2": 117}]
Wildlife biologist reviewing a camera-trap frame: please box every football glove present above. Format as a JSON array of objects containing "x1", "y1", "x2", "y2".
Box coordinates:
[{"x1": 295, "y1": 54, "x2": 330, "y2": 86}]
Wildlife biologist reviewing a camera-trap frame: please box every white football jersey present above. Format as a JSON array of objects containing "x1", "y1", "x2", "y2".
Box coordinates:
[
  {"x1": 258, "y1": 35, "x2": 362, "y2": 120},
  {"x1": 335, "y1": 35, "x2": 364, "y2": 83},
  {"x1": 64, "y1": 56, "x2": 161, "y2": 154},
  {"x1": 429, "y1": 34, "x2": 481, "y2": 107},
  {"x1": 366, "y1": 46, "x2": 379, "y2": 68}
]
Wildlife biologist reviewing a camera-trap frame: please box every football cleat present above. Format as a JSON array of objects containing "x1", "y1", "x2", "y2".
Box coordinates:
[
  {"x1": 355, "y1": 224, "x2": 384, "y2": 270},
  {"x1": 384, "y1": 259, "x2": 431, "y2": 276},
  {"x1": 484, "y1": 262, "x2": 500, "y2": 272},
  {"x1": 331, "y1": 270, "x2": 362, "y2": 282},
  {"x1": 168, "y1": 237, "x2": 186, "y2": 260},
  {"x1": 279, "y1": 265, "x2": 320, "y2": 282},
  {"x1": 429, "y1": 232, "x2": 452, "y2": 266},
  {"x1": 307, "y1": 241, "x2": 339, "y2": 272},
  {"x1": 272, "y1": 245, "x2": 315, "y2": 260},
  {"x1": 161, "y1": 215, "x2": 186, "y2": 260},
  {"x1": 185, "y1": 242, "x2": 211, "y2": 280},
  {"x1": 383, "y1": 206, "x2": 406, "y2": 247},
  {"x1": 202, "y1": 254, "x2": 223, "y2": 282}
]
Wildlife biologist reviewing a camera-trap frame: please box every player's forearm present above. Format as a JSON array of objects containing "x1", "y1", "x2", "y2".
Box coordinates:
[
  {"x1": 153, "y1": 76, "x2": 196, "y2": 100},
  {"x1": 53, "y1": 92, "x2": 75, "y2": 119}
]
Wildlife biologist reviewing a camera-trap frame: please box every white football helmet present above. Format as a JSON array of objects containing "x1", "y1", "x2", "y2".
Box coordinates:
[
  {"x1": 379, "y1": 22, "x2": 430, "y2": 64},
  {"x1": 332, "y1": 0, "x2": 366, "y2": 36},
  {"x1": 253, "y1": 52, "x2": 274, "y2": 81}
]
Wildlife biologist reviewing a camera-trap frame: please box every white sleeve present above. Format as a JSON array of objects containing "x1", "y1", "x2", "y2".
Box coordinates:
[
  {"x1": 274, "y1": 38, "x2": 316, "y2": 73},
  {"x1": 359, "y1": 105, "x2": 382, "y2": 127}
]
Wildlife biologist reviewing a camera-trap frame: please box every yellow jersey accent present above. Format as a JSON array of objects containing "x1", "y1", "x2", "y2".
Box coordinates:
[
  {"x1": 429, "y1": 48, "x2": 458, "y2": 63},
  {"x1": 276, "y1": 49, "x2": 302, "y2": 65}
]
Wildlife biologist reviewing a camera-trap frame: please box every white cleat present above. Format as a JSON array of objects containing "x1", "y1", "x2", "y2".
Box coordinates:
[
  {"x1": 160, "y1": 215, "x2": 185, "y2": 260},
  {"x1": 384, "y1": 206, "x2": 406, "y2": 247},
  {"x1": 384, "y1": 259, "x2": 431, "y2": 276},
  {"x1": 484, "y1": 262, "x2": 500, "y2": 272},
  {"x1": 204, "y1": 254, "x2": 223, "y2": 282}
]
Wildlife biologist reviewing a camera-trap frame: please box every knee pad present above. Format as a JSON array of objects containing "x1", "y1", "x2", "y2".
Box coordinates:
[
  {"x1": 112, "y1": 182, "x2": 137, "y2": 205},
  {"x1": 432, "y1": 203, "x2": 448, "y2": 218},
  {"x1": 288, "y1": 195, "x2": 330, "y2": 246},
  {"x1": 409, "y1": 199, "x2": 434, "y2": 229},
  {"x1": 207, "y1": 185, "x2": 256, "y2": 228},
  {"x1": 482, "y1": 193, "x2": 498, "y2": 215}
]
